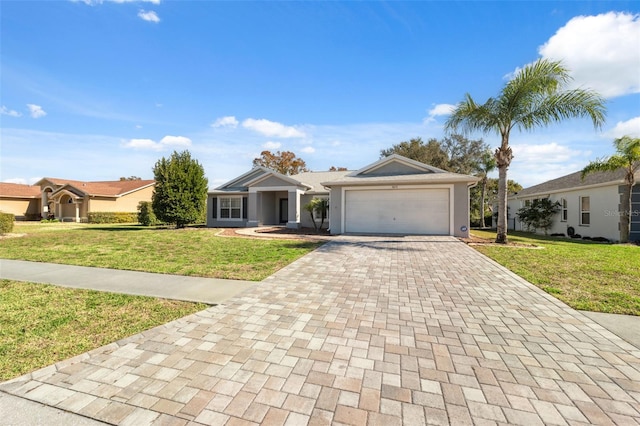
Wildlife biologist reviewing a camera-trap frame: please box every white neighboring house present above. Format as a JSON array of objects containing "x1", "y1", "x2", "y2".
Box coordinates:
[{"x1": 507, "y1": 169, "x2": 640, "y2": 242}]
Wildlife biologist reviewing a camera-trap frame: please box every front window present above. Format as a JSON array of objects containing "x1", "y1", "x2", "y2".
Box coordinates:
[
  {"x1": 561, "y1": 198, "x2": 568, "y2": 222},
  {"x1": 220, "y1": 197, "x2": 242, "y2": 219},
  {"x1": 580, "y1": 196, "x2": 590, "y2": 226}
]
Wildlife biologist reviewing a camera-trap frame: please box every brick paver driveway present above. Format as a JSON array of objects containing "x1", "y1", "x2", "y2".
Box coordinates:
[{"x1": 2, "y1": 236, "x2": 639, "y2": 425}]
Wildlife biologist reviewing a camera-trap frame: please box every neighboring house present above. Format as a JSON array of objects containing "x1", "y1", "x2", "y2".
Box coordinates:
[
  {"x1": 507, "y1": 169, "x2": 640, "y2": 242},
  {"x1": 207, "y1": 154, "x2": 479, "y2": 237},
  {"x1": 0, "y1": 183, "x2": 42, "y2": 220},
  {"x1": 0, "y1": 178, "x2": 155, "y2": 222}
]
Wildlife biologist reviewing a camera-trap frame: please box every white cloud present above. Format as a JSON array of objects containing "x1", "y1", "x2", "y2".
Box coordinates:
[
  {"x1": 508, "y1": 142, "x2": 593, "y2": 187},
  {"x1": 242, "y1": 118, "x2": 306, "y2": 138},
  {"x1": 538, "y1": 12, "x2": 640, "y2": 98},
  {"x1": 607, "y1": 117, "x2": 640, "y2": 138},
  {"x1": 26, "y1": 104, "x2": 47, "y2": 118},
  {"x1": 262, "y1": 141, "x2": 281, "y2": 150},
  {"x1": 211, "y1": 116, "x2": 239, "y2": 128},
  {"x1": 1, "y1": 106, "x2": 22, "y2": 117},
  {"x1": 123, "y1": 138, "x2": 158, "y2": 150},
  {"x1": 138, "y1": 10, "x2": 160, "y2": 23},
  {"x1": 123, "y1": 135, "x2": 191, "y2": 151},
  {"x1": 424, "y1": 103, "x2": 455, "y2": 123},
  {"x1": 300, "y1": 146, "x2": 316, "y2": 154},
  {"x1": 159, "y1": 135, "x2": 191, "y2": 147}
]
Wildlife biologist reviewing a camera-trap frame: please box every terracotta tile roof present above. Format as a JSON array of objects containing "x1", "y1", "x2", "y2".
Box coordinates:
[
  {"x1": 0, "y1": 182, "x2": 41, "y2": 198},
  {"x1": 39, "y1": 178, "x2": 155, "y2": 197},
  {"x1": 515, "y1": 169, "x2": 638, "y2": 197}
]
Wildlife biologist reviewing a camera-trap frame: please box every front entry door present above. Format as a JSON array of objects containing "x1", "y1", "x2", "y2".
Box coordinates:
[{"x1": 279, "y1": 198, "x2": 288, "y2": 224}]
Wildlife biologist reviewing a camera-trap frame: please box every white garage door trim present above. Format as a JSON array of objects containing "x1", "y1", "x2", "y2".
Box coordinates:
[{"x1": 340, "y1": 184, "x2": 454, "y2": 235}]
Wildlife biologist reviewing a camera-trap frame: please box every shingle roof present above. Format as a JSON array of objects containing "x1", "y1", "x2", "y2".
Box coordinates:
[
  {"x1": 515, "y1": 169, "x2": 637, "y2": 197},
  {"x1": 0, "y1": 182, "x2": 41, "y2": 198},
  {"x1": 290, "y1": 170, "x2": 352, "y2": 193},
  {"x1": 38, "y1": 178, "x2": 155, "y2": 197}
]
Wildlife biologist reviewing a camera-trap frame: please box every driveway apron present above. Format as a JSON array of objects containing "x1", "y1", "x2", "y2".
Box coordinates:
[{"x1": 2, "y1": 236, "x2": 639, "y2": 425}]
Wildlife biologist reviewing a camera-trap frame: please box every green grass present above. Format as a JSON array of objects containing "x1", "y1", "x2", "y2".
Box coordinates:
[
  {"x1": 0, "y1": 279, "x2": 207, "y2": 381},
  {"x1": 1, "y1": 222, "x2": 324, "y2": 281},
  {"x1": 471, "y1": 230, "x2": 640, "y2": 315},
  {"x1": 0, "y1": 222, "x2": 323, "y2": 380}
]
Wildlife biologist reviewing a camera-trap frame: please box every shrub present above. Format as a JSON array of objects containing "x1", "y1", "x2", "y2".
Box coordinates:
[
  {"x1": 0, "y1": 212, "x2": 15, "y2": 234},
  {"x1": 516, "y1": 198, "x2": 561, "y2": 234},
  {"x1": 87, "y1": 212, "x2": 138, "y2": 224},
  {"x1": 137, "y1": 201, "x2": 158, "y2": 226}
]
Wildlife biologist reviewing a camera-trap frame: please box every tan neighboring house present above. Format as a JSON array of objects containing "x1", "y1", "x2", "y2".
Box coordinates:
[
  {"x1": 0, "y1": 178, "x2": 155, "y2": 222},
  {"x1": 0, "y1": 183, "x2": 42, "y2": 220}
]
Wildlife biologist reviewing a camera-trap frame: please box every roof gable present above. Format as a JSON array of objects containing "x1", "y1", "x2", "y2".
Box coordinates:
[
  {"x1": 350, "y1": 154, "x2": 446, "y2": 177},
  {"x1": 215, "y1": 168, "x2": 270, "y2": 191},
  {"x1": 215, "y1": 167, "x2": 312, "y2": 192}
]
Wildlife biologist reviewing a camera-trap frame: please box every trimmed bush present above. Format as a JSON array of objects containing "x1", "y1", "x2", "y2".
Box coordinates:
[
  {"x1": 0, "y1": 212, "x2": 15, "y2": 234},
  {"x1": 87, "y1": 212, "x2": 138, "y2": 224},
  {"x1": 137, "y1": 201, "x2": 158, "y2": 226}
]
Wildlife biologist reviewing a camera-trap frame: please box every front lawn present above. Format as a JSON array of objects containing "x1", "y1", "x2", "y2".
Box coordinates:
[
  {"x1": 470, "y1": 230, "x2": 640, "y2": 315},
  {"x1": 0, "y1": 279, "x2": 207, "y2": 381},
  {"x1": 0, "y1": 223, "x2": 324, "y2": 281}
]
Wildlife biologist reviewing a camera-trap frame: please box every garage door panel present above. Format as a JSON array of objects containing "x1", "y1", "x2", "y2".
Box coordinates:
[{"x1": 345, "y1": 188, "x2": 450, "y2": 235}]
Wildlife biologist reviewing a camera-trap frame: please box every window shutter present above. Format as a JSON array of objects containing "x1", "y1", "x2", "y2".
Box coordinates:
[
  {"x1": 242, "y1": 197, "x2": 248, "y2": 219},
  {"x1": 212, "y1": 197, "x2": 217, "y2": 218}
]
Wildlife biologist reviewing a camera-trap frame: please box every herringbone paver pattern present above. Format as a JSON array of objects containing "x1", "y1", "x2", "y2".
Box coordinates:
[{"x1": 2, "y1": 236, "x2": 639, "y2": 425}]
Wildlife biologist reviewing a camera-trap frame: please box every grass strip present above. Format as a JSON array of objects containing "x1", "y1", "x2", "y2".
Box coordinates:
[
  {"x1": 0, "y1": 279, "x2": 207, "y2": 381},
  {"x1": 470, "y1": 230, "x2": 640, "y2": 315}
]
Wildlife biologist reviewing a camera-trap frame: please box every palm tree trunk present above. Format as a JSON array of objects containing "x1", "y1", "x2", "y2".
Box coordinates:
[
  {"x1": 496, "y1": 164, "x2": 508, "y2": 243},
  {"x1": 480, "y1": 176, "x2": 487, "y2": 228},
  {"x1": 495, "y1": 140, "x2": 513, "y2": 244},
  {"x1": 620, "y1": 180, "x2": 632, "y2": 243}
]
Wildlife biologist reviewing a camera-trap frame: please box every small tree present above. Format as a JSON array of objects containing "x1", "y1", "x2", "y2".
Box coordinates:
[
  {"x1": 303, "y1": 201, "x2": 317, "y2": 231},
  {"x1": 152, "y1": 150, "x2": 208, "y2": 228},
  {"x1": 477, "y1": 149, "x2": 497, "y2": 228},
  {"x1": 303, "y1": 198, "x2": 330, "y2": 231},
  {"x1": 137, "y1": 201, "x2": 157, "y2": 226},
  {"x1": 517, "y1": 198, "x2": 561, "y2": 234},
  {"x1": 253, "y1": 150, "x2": 309, "y2": 175},
  {"x1": 313, "y1": 198, "x2": 329, "y2": 230}
]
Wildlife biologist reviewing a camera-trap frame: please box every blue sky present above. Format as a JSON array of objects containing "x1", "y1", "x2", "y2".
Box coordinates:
[{"x1": 1, "y1": 1, "x2": 639, "y2": 188}]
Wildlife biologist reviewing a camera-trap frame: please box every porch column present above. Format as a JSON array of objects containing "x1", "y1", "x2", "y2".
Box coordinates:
[
  {"x1": 75, "y1": 201, "x2": 80, "y2": 223},
  {"x1": 247, "y1": 191, "x2": 260, "y2": 227},
  {"x1": 41, "y1": 191, "x2": 48, "y2": 217},
  {"x1": 286, "y1": 190, "x2": 301, "y2": 229}
]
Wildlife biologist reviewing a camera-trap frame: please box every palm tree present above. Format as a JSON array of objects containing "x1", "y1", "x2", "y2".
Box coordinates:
[
  {"x1": 581, "y1": 136, "x2": 640, "y2": 243},
  {"x1": 477, "y1": 149, "x2": 497, "y2": 228},
  {"x1": 445, "y1": 59, "x2": 606, "y2": 243}
]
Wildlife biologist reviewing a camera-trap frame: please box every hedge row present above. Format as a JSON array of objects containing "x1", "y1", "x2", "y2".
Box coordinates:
[
  {"x1": 87, "y1": 212, "x2": 138, "y2": 224},
  {"x1": 0, "y1": 212, "x2": 15, "y2": 234}
]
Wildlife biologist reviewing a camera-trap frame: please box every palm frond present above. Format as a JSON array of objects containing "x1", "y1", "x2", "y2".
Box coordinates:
[{"x1": 581, "y1": 156, "x2": 628, "y2": 179}]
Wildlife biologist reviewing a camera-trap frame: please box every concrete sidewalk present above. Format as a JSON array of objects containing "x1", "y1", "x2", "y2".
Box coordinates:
[{"x1": 0, "y1": 259, "x2": 256, "y2": 305}]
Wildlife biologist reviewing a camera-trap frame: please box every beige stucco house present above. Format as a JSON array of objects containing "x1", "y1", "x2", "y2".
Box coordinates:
[
  {"x1": 0, "y1": 178, "x2": 155, "y2": 222},
  {"x1": 507, "y1": 168, "x2": 640, "y2": 242},
  {"x1": 0, "y1": 183, "x2": 42, "y2": 220},
  {"x1": 208, "y1": 155, "x2": 479, "y2": 237}
]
